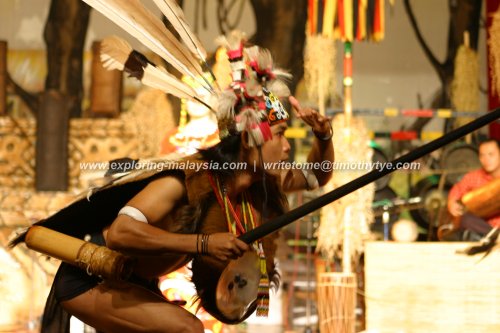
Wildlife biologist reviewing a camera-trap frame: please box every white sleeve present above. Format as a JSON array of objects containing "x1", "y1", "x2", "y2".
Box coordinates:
[{"x1": 301, "y1": 169, "x2": 319, "y2": 191}]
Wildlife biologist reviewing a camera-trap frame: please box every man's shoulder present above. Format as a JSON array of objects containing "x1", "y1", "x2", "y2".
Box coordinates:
[
  {"x1": 456, "y1": 169, "x2": 492, "y2": 191},
  {"x1": 139, "y1": 173, "x2": 188, "y2": 209},
  {"x1": 462, "y1": 168, "x2": 487, "y2": 180}
]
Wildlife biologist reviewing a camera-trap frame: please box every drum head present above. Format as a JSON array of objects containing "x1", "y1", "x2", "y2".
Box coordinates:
[
  {"x1": 216, "y1": 251, "x2": 261, "y2": 321},
  {"x1": 440, "y1": 144, "x2": 480, "y2": 185}
]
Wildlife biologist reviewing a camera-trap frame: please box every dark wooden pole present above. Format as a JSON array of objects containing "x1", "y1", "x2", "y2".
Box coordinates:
[
  {"x1": 249, "y1": 0, "x2": 307, "y2": 94},
  {"x1": 35, "y1": 90, "x2": 70, "y2": 191},
  {"x1": 34, "y1": 0, "x2": 90, "y2": 190},
  {"x1": 44, "y1": 0, "x2": 90, "y2": 118}
]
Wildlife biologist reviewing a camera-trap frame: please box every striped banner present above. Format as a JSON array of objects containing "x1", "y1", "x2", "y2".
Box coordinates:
[{"x1": 308, "y1": 0, "x2": 388, "y2": 42}]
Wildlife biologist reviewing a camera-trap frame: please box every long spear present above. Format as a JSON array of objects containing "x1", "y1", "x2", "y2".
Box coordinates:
[{"x1": 240, "y1": 108, "x2": 500, "y2": 243}]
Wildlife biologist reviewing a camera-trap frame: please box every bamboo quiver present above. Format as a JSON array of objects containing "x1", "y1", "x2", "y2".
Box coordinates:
[{"x1": 25, "y1": 226, "x2": 133, "y2": 281}]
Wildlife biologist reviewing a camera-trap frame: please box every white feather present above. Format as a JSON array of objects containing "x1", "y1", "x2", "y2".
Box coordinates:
[
  {"x1": 142, "y1": 65, "x2": 196, "y2": 99},
  {"x1": 99, "y1": 35, "x2": 212, "y2": 107},
  {"x1": 245, "y1": 45, "x2": 292, "y2": 83},
  {"x1": 217, "y1": 90, "x2": 238, "y2": 122},
  {"x1": 152, "y1": 0, "x2": 207, "y2": 60},
  {"x1": 236, "y1": 108, "x2": 266, "y2": 146},
  {"x1": 267, "y1": 80, "x2": 291, "y2": 98},
  {"x1": 244, "y1": 76, "x2": 262, "y2": 97},
  {"x1": 83, "y1": 0, "x2": 206, "y2": 87},
  {"x1": 272, "y1": 68, "x2": 293, "y2": 82},
  {"x1": 215, "y1": 30, "x2": 247, "y2": 51},
  {"x1": 100, "y1": 35, "x2": 132, "y2": 71}
]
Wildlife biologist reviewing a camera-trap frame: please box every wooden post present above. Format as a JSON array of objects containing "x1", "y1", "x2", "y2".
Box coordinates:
[
  {"x1": 36, "y1": 90, "x2": 70, "y2": 191},
  {"x1": 0, "y1": 41, "x2": 6, "y2": 116},
  {"x1": 89, "y1": 40, "x2": 122, "y2": 117}
]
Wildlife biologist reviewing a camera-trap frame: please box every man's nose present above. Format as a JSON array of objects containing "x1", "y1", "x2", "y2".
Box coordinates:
[{"x1": 283, "y1": 138, "x2": 291, "y2": 153}]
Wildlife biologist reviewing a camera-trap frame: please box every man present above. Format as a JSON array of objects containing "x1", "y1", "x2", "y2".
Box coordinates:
[
  {"x1": 447, "y1": 139, "x2": 500, "y2": 238},
  {"x1": 11, "y1": 40, "x2": 334, "y2": 333}
]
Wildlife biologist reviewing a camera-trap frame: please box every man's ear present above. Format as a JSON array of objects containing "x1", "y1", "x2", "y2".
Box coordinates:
[{"x1": 240, "y1": 131, "x2": 251, "y2": 149}]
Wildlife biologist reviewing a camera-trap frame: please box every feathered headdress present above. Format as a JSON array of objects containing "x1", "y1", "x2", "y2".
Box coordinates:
[
  {"x1": 85, "y1": 0, "x2": 291, "y2": 147},
  {"x1": 215, "y1": 31, "x2": 292, "y2": 146}
]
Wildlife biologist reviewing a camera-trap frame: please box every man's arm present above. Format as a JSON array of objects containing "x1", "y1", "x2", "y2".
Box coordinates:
[
  {"x1": 106, "y1": 176, "x2": 195, "y2": 255},
  {"x1": 306, "y1": 131, "x2": 335, "y2": 186},
  {"x1": 447, "y1": 173, "x2": 475, "y2": 217},
  {"x1": 106, "y1": 175, "x2": 248, "y2": 260},
  {"x1": 282, "y1": 96, "x2": 334, "y2": 192}
]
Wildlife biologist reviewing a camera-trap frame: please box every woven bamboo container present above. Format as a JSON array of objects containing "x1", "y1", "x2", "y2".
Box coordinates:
[{"x1": 317, "y1": 272, "x2": 357, "y2": 333}]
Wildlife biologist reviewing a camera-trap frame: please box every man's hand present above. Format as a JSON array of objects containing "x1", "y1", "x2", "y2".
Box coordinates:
[
  {"x1": 448, "y1": 200, "x2": 465, "y2": 218},
  {"x1": 289, "y1": 96, "x2": 332, "y2": 138},
  {"x1": 206, "y1": 233, "x2": 250, "y2": 261}
]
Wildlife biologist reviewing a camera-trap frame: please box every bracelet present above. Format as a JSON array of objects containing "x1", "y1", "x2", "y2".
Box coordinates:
[
  {"x1": 313, "y1": 121, "x2": 333, "y2": 141},
  {"x1": 196, "y1": 234, "x2": 200, "y2": 255},
  {"x1": 204, "y1": 234, "x2": 209, "y2": 255},
  {"x1": 200, "y1": 234, "x2": 205, "y2": 255},
  {"x1": 200, "y1": 234, "x2": 209, "y2": 255}
]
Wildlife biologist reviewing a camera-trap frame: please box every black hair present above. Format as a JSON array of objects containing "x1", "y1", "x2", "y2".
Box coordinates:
[
  {"x1": 479, "y1": 138, "x2": 500, "y2": 150},
  {"x1": 198, "y1": 134, "x2": 242, "y2": 176}
]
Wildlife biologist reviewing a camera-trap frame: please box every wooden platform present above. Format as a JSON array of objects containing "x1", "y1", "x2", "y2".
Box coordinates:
[{"x1": 365, "y1": 242, "x2": 500, "y2": 333}]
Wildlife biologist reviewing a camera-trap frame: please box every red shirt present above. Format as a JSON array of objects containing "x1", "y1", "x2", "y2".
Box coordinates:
[{"x1": 448, "y1": 169, "x2": 500, "y2": 227}]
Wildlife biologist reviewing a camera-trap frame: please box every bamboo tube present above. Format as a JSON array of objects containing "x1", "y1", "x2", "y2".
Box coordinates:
[{"x1": 25, "y1": 226, "x2": 133, "y2": 281}]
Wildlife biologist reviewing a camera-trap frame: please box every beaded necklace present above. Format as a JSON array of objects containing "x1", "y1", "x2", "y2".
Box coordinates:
[{"x1": 207, "y1": 172, "x2": 270, "y2": 316}]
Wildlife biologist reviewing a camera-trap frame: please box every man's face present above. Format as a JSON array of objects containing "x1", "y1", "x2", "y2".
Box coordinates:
[
  {"x1": 253, "y1": 123, "x2": 290, "y2": 177},
  {"x1": 479, "y1": 141, "x2": 500, "y2": 174}
]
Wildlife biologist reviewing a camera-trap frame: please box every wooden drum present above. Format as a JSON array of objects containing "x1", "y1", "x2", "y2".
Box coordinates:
[
  {"x1": 316, "y1": 272, "x2": 357, "y2": 333},
  {"x1": 461, "y1": 177, "x2": 500, "y2": 219}
]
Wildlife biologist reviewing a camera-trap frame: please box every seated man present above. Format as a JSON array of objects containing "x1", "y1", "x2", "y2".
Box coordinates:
[{"x1": 447, "y1": 139, "x2": 500, "y2": 239}]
